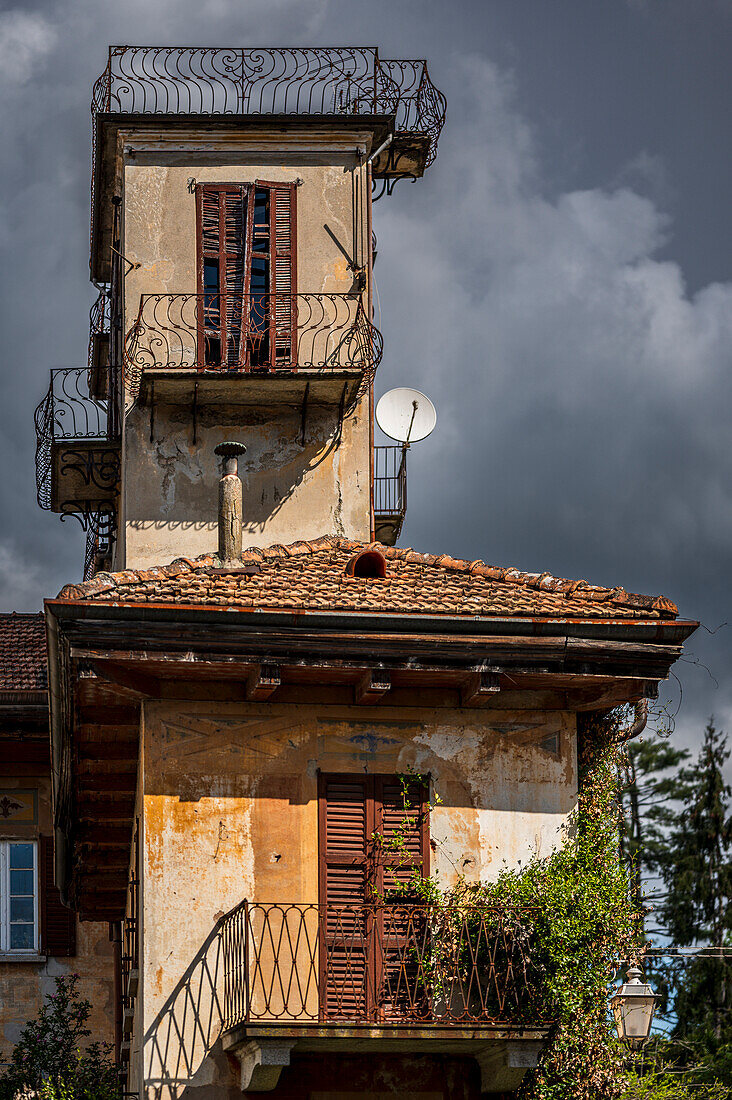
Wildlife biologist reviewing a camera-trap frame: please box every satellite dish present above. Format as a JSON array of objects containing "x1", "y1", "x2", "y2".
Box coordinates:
[{"x1": 375, "y1": 388, "x2": 437, "y2": 444}]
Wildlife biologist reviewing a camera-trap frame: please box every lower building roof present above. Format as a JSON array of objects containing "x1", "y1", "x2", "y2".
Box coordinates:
[{"x1": 56, "y1": 536, "x2": 680, "y2": 622}]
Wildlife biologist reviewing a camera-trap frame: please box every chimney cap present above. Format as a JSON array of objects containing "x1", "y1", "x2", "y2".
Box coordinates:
[{"x1": 214, "y1": 441, "x2": 247, "y2": 458}]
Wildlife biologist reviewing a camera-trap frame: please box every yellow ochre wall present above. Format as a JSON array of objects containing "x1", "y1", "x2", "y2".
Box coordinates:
[{"x1": 135, "y1": 701, "x2": 577, "y2": 1098}]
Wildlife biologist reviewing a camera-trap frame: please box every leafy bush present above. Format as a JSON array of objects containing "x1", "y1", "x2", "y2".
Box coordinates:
[{"x1": 0, "y1": 974, "x2": 118, "y2": 1100}]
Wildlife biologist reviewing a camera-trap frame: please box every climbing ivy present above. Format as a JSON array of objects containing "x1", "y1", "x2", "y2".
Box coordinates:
[{"x1": 375, "y1": 711, "x2": 649, "y2": 1099}]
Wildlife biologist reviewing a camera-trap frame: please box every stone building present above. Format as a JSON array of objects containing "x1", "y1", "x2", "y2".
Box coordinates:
[
  {"x1": 26, "y1": 45, "x2": 698, "y2": 1099},
  {"x1": 0, "y1": 614, "x2": 114, "y2": 1063}
]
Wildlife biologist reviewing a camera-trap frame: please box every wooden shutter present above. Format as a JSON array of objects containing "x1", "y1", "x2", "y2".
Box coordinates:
[
  {"x1": 195, "y1": 184, "x2": 252, "y2": 369},
  {"x1": 376, "y1": 775, "x2": 430, "y2": 897},
  {"x1": 318, "y1": 774, "x2": 372, "y2": 1019},
  {"x1": 39, "y1": 835, "x2": 76, "y2": 957},
  {"x1": 257, "y1": 181, "x2": 297, "y2": 367},
  {"x1": 374, "y1": 777, "x2": 429, "y2": 1021},
  {"x1": 318, "y1": 774, "x2": 429, "y2": 1022}
]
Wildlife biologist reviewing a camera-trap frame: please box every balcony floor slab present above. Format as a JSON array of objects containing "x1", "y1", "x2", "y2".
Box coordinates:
[
  {"x1": 136, "y1": 369, "x2": 364, "y2": 408},
  {"x1": 222, "y1": 1026, "x2": 549, "y2": 1093}
]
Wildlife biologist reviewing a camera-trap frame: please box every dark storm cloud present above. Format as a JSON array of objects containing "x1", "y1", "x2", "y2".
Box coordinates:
[{"x1": 1, "y1": 0, "x2": 731, "y2": 760}]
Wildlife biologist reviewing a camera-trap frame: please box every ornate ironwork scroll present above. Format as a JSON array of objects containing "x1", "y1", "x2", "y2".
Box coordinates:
[{"x1": 123, "y1": 292, "x2": 383, "y2": 396}]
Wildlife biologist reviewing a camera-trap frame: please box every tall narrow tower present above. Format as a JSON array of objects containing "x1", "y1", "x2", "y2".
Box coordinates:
[{"x1": 34, "y1": 48, "x2": 446, "y2": 575}]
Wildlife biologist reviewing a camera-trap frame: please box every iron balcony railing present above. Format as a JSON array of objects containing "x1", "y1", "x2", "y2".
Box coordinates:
[
  {"x1": 373, "y1": 445, "x2": 407, "y2": 519},
  {"x1": 123, "y1": 292, "x2": 383, "y2": 392},
  {"x1": 221, "y1": 902, "x2": 552, "y2": 1031},
  {"x1": 34, "y1": 367, "x2": 117, "y2": 511},
  {"x1": 92, "y1": 47, "x2": 446, "y2": 168},
  {"x1": 34, "y1": 367, "x2": 120, "y2": 580}
]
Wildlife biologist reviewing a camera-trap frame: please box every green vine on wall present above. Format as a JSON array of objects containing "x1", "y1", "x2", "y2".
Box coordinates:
[{"x1": 373, "y1": 713, "x2": 647, "y2": 1100}]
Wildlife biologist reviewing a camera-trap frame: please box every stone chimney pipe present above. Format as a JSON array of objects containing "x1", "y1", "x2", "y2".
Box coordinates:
[{"x1": 214, "y1": 442, "x2": 246, "y2": 567}]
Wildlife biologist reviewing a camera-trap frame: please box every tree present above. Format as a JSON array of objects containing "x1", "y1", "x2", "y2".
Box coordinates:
[
  {"x1": 619, "y1": 733, "x2": 690, "y2": 930},
  {"x1": 661, "y1": 719, "x2": 732, "y2": 1049},
  {"x1": 0, "y1": 974, "x2": 118, "y2": 1100}
]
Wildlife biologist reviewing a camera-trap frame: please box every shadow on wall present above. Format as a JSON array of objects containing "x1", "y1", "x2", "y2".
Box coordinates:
[
  {"x1": 125, "y1": 402, "x2": 353, "y2": 534},
  {"x1": 144, "y1": 914, "x2": 235, "y2": 1099}
]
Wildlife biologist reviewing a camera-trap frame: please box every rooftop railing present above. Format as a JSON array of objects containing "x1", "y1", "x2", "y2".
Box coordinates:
[
  {"x1": 221, "y1": 901, "x2": 552, "y2": 1031},
  {"x1": 92, "y1": 46, "x2": 446, "y2": 168},
  {"x1": 123, "y1": 292, "x2": 383, "y2": 395}
]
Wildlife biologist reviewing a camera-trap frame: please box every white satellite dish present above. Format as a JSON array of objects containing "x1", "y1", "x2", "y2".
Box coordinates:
[{"x1": 375, "y1": 388, "x2": 437, "y2": 444}]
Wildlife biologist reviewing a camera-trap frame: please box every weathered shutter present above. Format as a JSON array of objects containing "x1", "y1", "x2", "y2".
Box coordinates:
[
  {"x1": 318, "y1": 774, "x2": 429, "y2": 1022},
  {"x1": 39, "y1": 835, "x2": 76, "y2": 957},
  {"x1": 257, "y1": 181, "x2": 297, "y2": 367},
  {"x1": 374, "y1": 777, "x2": 429, "y2": 1020},
  {"x1": 196, "y1": 184, "x2": 251, "y2": 369},
  {"x1": 376, "y1": 775, "x2": 429, "y2": 897},
  {"x1": 319, "y1": 774, "x2": 372, "y2": 1019}
]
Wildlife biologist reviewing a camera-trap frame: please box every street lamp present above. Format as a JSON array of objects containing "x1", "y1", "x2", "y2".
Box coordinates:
[{"x1": 610, "y1": 966, "x2": 659, "y2": 1050}]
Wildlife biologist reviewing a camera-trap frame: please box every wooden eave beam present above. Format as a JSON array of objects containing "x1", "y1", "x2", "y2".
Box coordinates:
[
  {"x1": 87, "y1": 659, "x2": 163, "y2": 698},
  {"x1": 460, "y1": 671, "x2": 501, "y2": 707},
  {"x1": 355, "y1": 670, "x2": 391, "y2": 704},
  {"x1": 246, "y1": 664, "x2": 280, "y2": 700}
]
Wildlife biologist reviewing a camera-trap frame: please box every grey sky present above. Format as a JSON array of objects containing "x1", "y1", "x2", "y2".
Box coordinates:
[{"x1": 1, "y1": 0, "x2": 731, "y2": 762}]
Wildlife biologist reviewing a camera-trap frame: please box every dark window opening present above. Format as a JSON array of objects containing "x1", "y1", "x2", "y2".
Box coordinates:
[{"x1": 196, "y1": 182, "x2": 296, "y2": 371}]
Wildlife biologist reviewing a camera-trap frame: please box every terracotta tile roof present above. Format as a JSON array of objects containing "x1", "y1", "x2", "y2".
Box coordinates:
[
  {"x1": 55, "y1": 537, "x2": 679, "y2": 621},
  {"x1": 0, "y1": 613, "x2": 48, "y2": 691}
]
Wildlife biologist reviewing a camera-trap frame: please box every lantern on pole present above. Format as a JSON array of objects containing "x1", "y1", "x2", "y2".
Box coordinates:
[{"x1": 610, "y1": 966, "x2": 659, "y2": 1049}]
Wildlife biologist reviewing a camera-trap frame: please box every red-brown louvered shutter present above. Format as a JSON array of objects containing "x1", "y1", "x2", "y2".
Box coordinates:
[
  {"x1": 374, "y1": 776, "x2": 429, "y2": 1020},
  {"x1": 376, "y1": 775, "x2": 429, "y2": 897},
  {"x1": 257, "y1": 181, "x2": 297, "y2": 368},
  {"x1": 39, "y1": 835, "x2": 76, "y2": 957},
  {"x1": 196, "y1": 184, "x2": 252, "y2": 369},
  {"x1": 319, "y1": 773, "x2": 372, "y2": 1020}
]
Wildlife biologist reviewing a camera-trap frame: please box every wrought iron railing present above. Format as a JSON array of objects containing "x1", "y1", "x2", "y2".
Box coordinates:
[
  {"x1": 35, "y1": 367, "x2": 120, "y2": 579},
  {"x1": 88, "y1": 288, "x2": 110, "y2": 366},
  {"x1": 83, "y1": 510, "x2": 117, "y2": 581},
  {"x1": 221, "y1": 902, "x2": 551, "y2": 1031},
  {"x1": 34, "y1": 367, "x2": 116, "y2": 511},
  {"x1": 120, "y1": 820, "x2": 140, "y2": 1047},
  {"x1": 91, "y1": 47, "x2": 446, "y2": 168},
  {"x1": 373, "y1": 445, "x2": 407, "y2": 519},
  {"x1": 123, "y1": 292, "x2": 383, "y2": 392}
]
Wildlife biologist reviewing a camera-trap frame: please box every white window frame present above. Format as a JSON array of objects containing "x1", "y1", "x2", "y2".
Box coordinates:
[{"x1": 0, "y1": 839, "x2": 39, "y2": 955}]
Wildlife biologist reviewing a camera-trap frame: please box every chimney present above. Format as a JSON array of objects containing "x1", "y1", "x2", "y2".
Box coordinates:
[{"x1": 213, "y1": 441, "x2": 247, "y2": 569}]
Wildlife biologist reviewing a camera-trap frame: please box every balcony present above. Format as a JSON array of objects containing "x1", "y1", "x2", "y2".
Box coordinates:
[
  {"x1": 123, "y1": 292, "x2": 383, "y2": 407},
  {"x1": 92, "y1": 47, "x2": 445, "y2": 176},
  {"x1": 220, "y1": 901, "x2": 549, "y2": 1092},
  {"x1": 373, "y1": 445, "x2": 407, "y2": 546},
  {"x1": 90, "y1": 48, "x2": 446, "y2": 277},
  {"x1": 34, "y1": 367, "x2": 120, "y2": 571}
]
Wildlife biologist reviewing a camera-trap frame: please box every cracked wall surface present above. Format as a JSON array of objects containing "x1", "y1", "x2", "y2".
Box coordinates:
[
  {"x1": 136, "y1": 700, "x2": 576, "y2": 1097},
  {"x1": 118, "y1": 136, "x2": 373, "y2": 570}
]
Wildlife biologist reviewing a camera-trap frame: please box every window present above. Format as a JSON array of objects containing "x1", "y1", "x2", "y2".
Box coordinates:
[
  {"x1": 196, "y1": 181, "x2": 297, "y2": 371},
  {"x1": 0, "y1": 840, "x2": 38, "y2": 953}
]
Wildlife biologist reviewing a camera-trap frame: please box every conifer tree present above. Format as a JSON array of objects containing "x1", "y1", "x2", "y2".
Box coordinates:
[{"x1": 661, "y1": 720, "x2": 732, "y2": 1061}]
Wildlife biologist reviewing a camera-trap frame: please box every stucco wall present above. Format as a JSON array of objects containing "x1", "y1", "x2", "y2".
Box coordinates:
[
  {"x1": 137, "y1": 701, "x2": 577, "y2": 1097},
  {"x1": 0, "y1": 768, "x2": 115, "y2": 1062},
  {"x1": 122, "y1": 395, "x2": 370, "y2": 569},
  {"x1": 118, "y1": 137, "x2": 372, "y2": 569}
]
